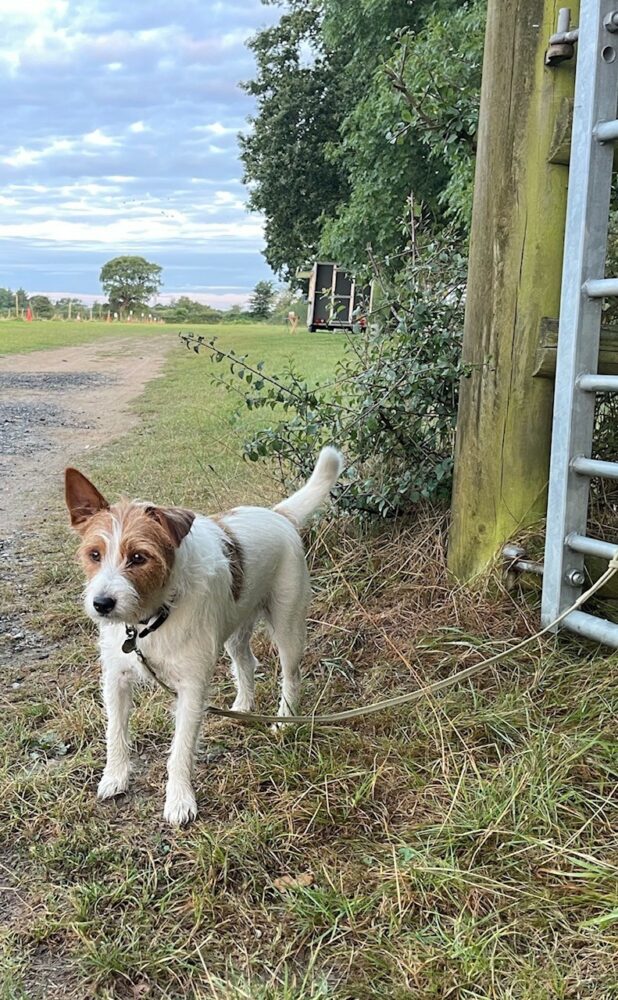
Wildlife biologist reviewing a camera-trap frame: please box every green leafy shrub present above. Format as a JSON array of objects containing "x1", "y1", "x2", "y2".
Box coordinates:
[{"x1": 182, "y1": 227, "x2": 470, "y2": 518}]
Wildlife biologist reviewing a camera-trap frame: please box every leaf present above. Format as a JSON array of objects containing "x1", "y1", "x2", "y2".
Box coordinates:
[{"x1": 272, "y1": 872, "x2": 315, "y2": 892}]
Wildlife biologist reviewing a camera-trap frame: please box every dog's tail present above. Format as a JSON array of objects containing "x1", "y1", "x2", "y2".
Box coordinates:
[{"x1": 274, "y1": 446, "x2": 344, "y2": 526}]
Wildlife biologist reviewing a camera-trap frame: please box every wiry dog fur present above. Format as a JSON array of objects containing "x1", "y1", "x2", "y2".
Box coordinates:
[{"x1": 65, "y1": 447, "x2": 343, "y2": 825}]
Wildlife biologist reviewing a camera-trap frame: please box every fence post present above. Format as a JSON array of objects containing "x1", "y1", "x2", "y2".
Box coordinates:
[{"x1": 448, "y1": 0, "x2": 579, "y2": 580}]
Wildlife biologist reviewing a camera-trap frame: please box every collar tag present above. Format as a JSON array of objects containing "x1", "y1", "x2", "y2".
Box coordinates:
[{"x1": 122, "y1": 626, "x2": 137, "y2": 655}]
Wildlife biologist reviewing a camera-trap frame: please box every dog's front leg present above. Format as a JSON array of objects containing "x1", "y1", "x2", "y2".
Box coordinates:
[
  {"x1": 164, "y1": 680, "x2": 206, "y2": 826},
  {"x1": 98, "y1": 657, "x2": 134, "y2": 800}
]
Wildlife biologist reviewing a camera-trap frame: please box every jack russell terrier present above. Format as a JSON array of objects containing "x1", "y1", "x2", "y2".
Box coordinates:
[{"x1": 65, "y1": 447, "x2": 343, "y2": 825}]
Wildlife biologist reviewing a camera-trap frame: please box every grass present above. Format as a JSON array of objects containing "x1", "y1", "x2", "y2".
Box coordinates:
[
  {"x1": 0, "y1": 318, "x2": 288, "y2": 357},
  {"x1": 2, "y1": 325, "x2": 618, "y2": 998}
]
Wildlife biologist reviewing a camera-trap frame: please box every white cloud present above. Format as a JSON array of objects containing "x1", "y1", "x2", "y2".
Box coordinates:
[
  {"x1": 6, "y1": 183, "x2": 51, "y2": 193},
  {"x1": 194, "y1": 121, "x2": 237, "y2": 136},
  {"x1": 83, "y1": 128, "x2": 118, "y2": 147},
  {"x1": 2, "y1": 131, "x2": 120, "y2": 168},
  {"x1": 3, "y1": 146, "x2": 41, "y2": 167},
  {"x1": 2, "y1": 137, "x2": 73, "y2": 167},
  {"x1": 0, "y1": 0, "x2": 68, "y2": 16},
  {"x1": 59, "y1": 181, "x2": 120, "y2": 196},
  {"x1": 213, "y1": 189, "x2": 245, "y2": 209},
  {"x1": 220, "y1": 28, "x2": 253, "y2": 49},
  {"x1": 0, "y1": 216, "x2": 264, "y2": 248},
  {"x1": 128, "y1": 120, "x2": 149, "y2": 133}
]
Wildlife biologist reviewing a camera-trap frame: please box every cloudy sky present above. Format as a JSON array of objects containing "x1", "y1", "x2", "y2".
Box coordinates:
[{"x1": 0, "y1": 0, "x2": 280, "y2": 308}]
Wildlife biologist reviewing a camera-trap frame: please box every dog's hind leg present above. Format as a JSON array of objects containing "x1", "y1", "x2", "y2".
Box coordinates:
[
  {"x1": 225, "y1": 622, "x2": 258, "y2": 713},
  {"x1": 268, "y1": 567, "x2": 310, "y2": 719},
  {"x1": 273, "y1": 619, "x2": 306, "y2": 719}
]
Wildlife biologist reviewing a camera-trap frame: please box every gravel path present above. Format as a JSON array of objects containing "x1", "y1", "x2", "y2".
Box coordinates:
[{"x1": 0, "y1": 373, "x2": 109, "y2": 463}]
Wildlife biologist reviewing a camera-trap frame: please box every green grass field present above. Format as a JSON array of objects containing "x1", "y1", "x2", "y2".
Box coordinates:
[
  {"x1": 1, "y1": 324, "x2": 617, "y2": 999},
  {"x1": 0, "y1": 318, "x2": 289, "y2": 357}
]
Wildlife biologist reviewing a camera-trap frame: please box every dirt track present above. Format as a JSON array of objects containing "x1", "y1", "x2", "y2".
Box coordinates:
[
  {"x1": 0, "y1": 335, "x2": 172, "y2": 667},
  {"x1": 0, "y1": 336, "x2": 171, "y2": 536}
]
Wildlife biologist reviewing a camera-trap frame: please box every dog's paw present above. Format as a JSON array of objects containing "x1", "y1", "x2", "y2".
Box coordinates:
[
  {"x1": 97, "y1": 767, "x2": 130, "y2": 800},
  {"x1": 231, "y1": 695, "x2": 255, "y2": 713},
  {"x1": 272, "y1": 698, "x2": 298, "y2": 731},
  {"x1": 164, "y1": 784, "x2": 198, "y2": 826}
]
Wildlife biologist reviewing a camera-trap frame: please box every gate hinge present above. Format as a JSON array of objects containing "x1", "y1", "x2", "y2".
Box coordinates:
[
  {"x1": 503, "y1": 544, "x2": 544, "y2": 589},
  {"x1": 545, "y1": 8, "x2": 579, "y2": 66}
]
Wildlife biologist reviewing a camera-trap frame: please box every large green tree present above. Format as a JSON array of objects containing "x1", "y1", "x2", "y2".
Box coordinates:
[
  {"x1": 99, "y1": 256, "x2": 163, "y2": 316},
  {"x1": 241, "y1": 0, "x2": 485, "y2": 276},
  {"x1": 320, "y1": 1, "x2": 484, "y2": 268},
  {"x1": 239, "y1": 2, "x2": 350, "y2": 281}
]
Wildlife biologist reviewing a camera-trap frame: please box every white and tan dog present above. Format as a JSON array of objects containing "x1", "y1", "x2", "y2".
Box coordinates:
[{"x1": 65, "y1": 448, "x2": 343, "y2": 825}]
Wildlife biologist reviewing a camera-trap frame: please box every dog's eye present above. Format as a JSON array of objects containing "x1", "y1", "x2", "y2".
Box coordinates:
[
  {"x1": 129, "y1": 552, "x2": 147, "y2": 565},
  {"x1": 89, "y1": 550, "x2": 101, "y2": 562}
]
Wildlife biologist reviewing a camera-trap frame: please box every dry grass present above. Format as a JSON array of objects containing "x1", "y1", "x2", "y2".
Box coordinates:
[
  {"x1": 1, "y1": 332, "x2": 617, "y2": 998},
  {"x1": 2, "y1": 509, "x2": 617, "y2": 999}
]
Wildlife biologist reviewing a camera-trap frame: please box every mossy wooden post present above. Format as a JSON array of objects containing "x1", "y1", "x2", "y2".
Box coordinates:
[{"x1": 448, "y1": 0, "x2": 579, "y2": 580}]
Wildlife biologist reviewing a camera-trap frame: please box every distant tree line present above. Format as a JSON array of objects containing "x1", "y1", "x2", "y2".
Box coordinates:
[
  {"x1": 0, "y1": 288, "x2": 80, "y2": 319},
  {"x1": 0, "y1": 265, "x2": 303, "y2": 325}
]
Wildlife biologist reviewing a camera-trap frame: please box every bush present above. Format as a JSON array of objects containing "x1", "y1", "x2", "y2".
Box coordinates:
[
  {"x1": 182, "y1": 223, "x2": 470, "y2": 518},
  {"x1": 160, "y1": 297, "x2": 223, "y2": 324}
]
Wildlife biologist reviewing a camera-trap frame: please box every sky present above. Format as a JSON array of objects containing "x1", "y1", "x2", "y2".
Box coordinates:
[{"x1": 0, "y1": 0, "x2": 280, "y2": 308}]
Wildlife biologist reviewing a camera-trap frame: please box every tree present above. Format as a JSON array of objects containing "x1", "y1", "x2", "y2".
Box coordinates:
[
  {"x1": 54, "y1": 297, "x2": 86, "y2": 319},
  {"x1": 99, "y1": 256, "x2": 162, "y2": 316},
  {"x1": 249, "y1": 281, "x2": 276, "y2": 320},
  {"x1": 241, "y1": 0, "x2": 483, "y2": 276},
  {"x1": 239, "y1": 3, "x2": 350, "y2": 281},
  {"x1": 0, "y1": 287, "x2": 14, "y2": 313},
  {"x1": 28, "y1": 295, "x2": 54, "y2": 319},
  {"x1": 317, "y1": 0, "x2": 449, "y2": 267}
]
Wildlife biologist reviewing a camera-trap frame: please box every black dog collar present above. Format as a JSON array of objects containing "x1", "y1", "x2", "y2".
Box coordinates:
[{"x1": 122, "y1": 604, "x2": 170, "y2": 654}]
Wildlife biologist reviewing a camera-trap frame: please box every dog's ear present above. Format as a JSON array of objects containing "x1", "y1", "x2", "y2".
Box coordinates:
[
  {"x1": 145, "y1": 505, "x2": 195, "y2": 547},
  {"x1": 65, "y1": 468, "x2": 110, "y2": 530}
]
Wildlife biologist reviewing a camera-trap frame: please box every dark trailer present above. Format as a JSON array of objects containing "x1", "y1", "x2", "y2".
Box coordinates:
[{"x1": 301, "y1": 262, "x2": 369, "y2": 332}]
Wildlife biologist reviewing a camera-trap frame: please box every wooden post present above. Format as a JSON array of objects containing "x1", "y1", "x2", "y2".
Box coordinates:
[{"x1": 448, "y1": 0, "x2": 579, "y2": 580}]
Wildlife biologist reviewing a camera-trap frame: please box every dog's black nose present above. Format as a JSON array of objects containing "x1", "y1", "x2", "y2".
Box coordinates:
[{"x1": 93, "y1": 595, "x2": 116, "y2": 616}]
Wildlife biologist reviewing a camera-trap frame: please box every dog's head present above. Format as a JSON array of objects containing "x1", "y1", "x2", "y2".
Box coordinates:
[{"x1": 65, "y1": 468, "x2": 194, "y2": 625}]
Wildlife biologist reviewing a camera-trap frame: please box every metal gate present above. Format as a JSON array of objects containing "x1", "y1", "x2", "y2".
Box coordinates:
[{"x1": 542, "y1": 1, "x2": 618, "y2": 642}]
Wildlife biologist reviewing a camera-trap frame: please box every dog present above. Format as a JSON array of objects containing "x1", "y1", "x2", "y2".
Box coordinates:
[{"x1": 64, "y1": 447, "x2": 343, "y2": 825}]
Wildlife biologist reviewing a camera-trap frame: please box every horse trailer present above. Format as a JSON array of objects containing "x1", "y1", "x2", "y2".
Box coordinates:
[{"x1": 302, "y1": 262, "x2": 370, "y2": 332}]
